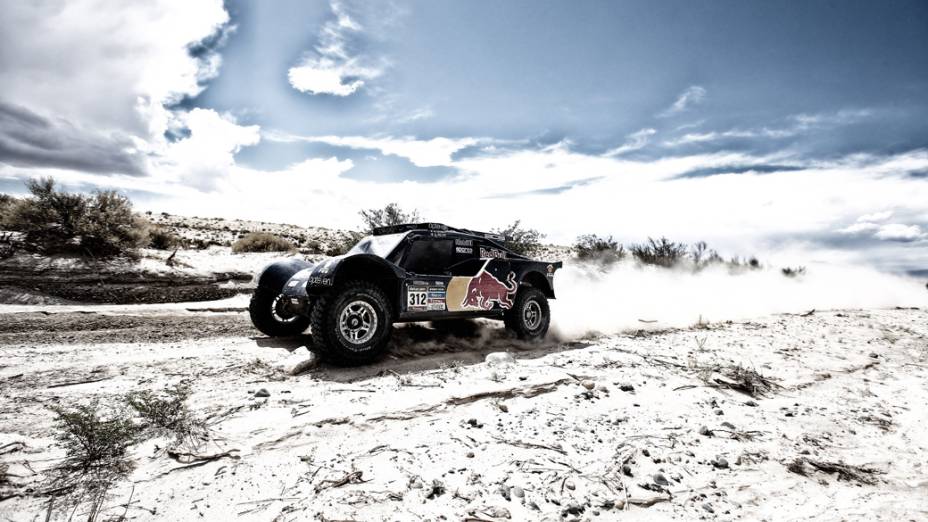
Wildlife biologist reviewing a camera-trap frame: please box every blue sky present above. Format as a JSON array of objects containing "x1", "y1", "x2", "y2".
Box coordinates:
[{"x1": 1, "y1": 0, "x2": 927, "y2": 269}]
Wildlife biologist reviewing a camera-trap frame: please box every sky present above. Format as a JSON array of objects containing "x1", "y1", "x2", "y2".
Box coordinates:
[{"x1": 1, "y1": 0, "x2": 927, "y2": 270}]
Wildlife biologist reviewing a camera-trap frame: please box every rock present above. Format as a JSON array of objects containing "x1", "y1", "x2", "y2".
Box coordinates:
[
  {"x1": 622, "y1": 464, "x2": 633, "y2": 477},
  {"x1": 712, "y1": 456, "x2": 729, "y2": 469},
  {"x1": 869, "y1": 352, "x2": 879, "y2": 358},
  {"x1": 485, "y1": 352, "x2": 516, "y2": 366},
  {"x1": 562, "y1": 502, "x2": 584, "y2": 516},
  {"x1": 498, "y1": 484, "x2": 511, "y2": 501},
  {"x1": 511, "y1": 486, "x2": 524, "y2": 498},
  {"x1": 714, "y1": 409, "x2": 724, "y2": 415},
  {"x1": 581, "y1": 380, "x2": 596, "y2": 391},
  {"x1": 652, "y1": 473, "x2": 670, "y2": 486},
  {"x1": 565, "y1": 479, "x2": 576, "y2": 490},
  {"x1": 496, "y1": 402, "x2": 509, "y2": 413},
  {"x1": 467, "y1": 418, "x2": 483, "y2": 428},
  {"x1": 698, "y1": 425, "x2": 712, "y2": 436},
  {"x1": 254, "y1": 388, "x2": 270, "y2": 398},
  {"x1": 466, "y1": 451, "x2": 475, "y2": 458},
  {"x1": 641, "y1": 448, "x2": 650, "y2": 457},
  {"x1": 744, "y1": 400, "x2": 758, "y2": 407},
  {"x1": 721, "y1": 421, "x2": 736, "y2": 430},
  {"x1": 288, "y1": 351, "x2": 320, "y2": 376},
  {"x1": 619, "y1": 383, "x2": 635, "y2": 392}
]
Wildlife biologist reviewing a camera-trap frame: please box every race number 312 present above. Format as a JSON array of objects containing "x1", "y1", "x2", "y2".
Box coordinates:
[{"x1": 408, "y1": 290, "x2": 427, "y2": 307}]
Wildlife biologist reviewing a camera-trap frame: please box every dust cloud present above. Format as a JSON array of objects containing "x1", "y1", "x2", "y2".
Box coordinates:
[{"x1": 550, "y1": 261, "x2": 927, "y2": 339}]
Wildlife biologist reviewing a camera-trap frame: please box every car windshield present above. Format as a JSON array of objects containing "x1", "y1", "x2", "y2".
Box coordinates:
[{"x1": 346, "y1": 232, "x2": 407, "y2": 258}]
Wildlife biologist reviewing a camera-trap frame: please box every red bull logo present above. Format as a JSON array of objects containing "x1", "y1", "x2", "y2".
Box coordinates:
[{"x1": 461, "y1": 261, "x2": 517, "y2": 310}]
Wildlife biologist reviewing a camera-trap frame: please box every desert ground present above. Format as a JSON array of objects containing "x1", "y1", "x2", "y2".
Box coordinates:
[
  {"x1": 1, "y1": 217, "x2": 927, "y2": 521},
  {"x1": 1, "y1": 299, "x2": 927, "y2": 521}
]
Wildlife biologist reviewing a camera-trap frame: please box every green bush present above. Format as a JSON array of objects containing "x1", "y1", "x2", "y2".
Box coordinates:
[
  {"x1": 494, "y1": 220, "x2": 545, "y2": 257},
  {"x1": 231, "y1": 232, "x2": 295, "y2": 253},
  {"x1": 573, "y1": 234, "x2": 625, "y2": 264},
  {"x1": 6, "y1": 178, "x2": 143, "y2": 257}
]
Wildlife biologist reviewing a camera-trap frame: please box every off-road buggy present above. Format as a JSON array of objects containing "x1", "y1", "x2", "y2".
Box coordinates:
[{"x1": 249, "y1": 223, "x2": 562, "y2": 365}]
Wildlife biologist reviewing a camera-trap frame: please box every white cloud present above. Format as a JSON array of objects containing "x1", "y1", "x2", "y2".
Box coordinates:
[
  {"x1": 857, "y1": 210, "x2": 893, "y2": 222},
  {"x1": 659, "y1": 86, "x2": 706, "y2": 117},
  {"x1": 287, "y1": 1, "x2": 384, "y2": 96},
  {"x1": 873, "y1": 224, "x2": 925, "y2": 242},
  {"x1": 265, "y1": 133, "x2": 478, "y2": 168},
  {"x1": 604, "y1": 128, "x2": 656, "y2": 157}
]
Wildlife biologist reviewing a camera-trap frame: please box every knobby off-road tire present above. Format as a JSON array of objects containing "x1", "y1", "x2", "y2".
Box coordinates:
[
  {"x1": 249, "y1": 287, "x2": 311, "y2": 337},
  {"x1": 310, "y1": 281, "x2": 393, "y2": 366},
  {"x1": 504, "y1": 287, "x2": 550, "y2": 340}
]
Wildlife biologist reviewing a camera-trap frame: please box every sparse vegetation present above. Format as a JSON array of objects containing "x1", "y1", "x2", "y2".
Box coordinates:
[
  {"x1": 0, "y1": 193, "x2": 15, "y2": 228},
  {"x1": 573, "y1": 234, "x2": 625, "y2": 264},
  {"x1": 359, "y1": 202, "x2": 421, "y2": 233},
  {"x1": 47, "y1": 402, "x2": 140, "y2": 520},
  {"x1": 4, "y1": 178, "x2": 145, "y2": 258},
  {"x1": 786, "y1": 457, "x2": 882, "y2": 485},
  {"x1": 782, "y1": 266, "x2": 806, "y2": 277},
  {"x1": 630, "y1": 236, "x2": 689, "y2": 267},
  {"x1": 493, "y1": 220, "x2": 545, "y2": 257},
  {"x1": 126, "y1": 384, "x2": 208, "y2": 450},
  {"x1": 231, "y1": 232, "x2": 295, "y2": 253},
  {"x1": 145, "y1": 225, "x2": 181, "y2": 250}
]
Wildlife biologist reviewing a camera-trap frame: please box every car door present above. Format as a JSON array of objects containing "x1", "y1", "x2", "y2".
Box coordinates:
[{"x1": 400, "y1": 237, "x2": 454, "y2": 315}]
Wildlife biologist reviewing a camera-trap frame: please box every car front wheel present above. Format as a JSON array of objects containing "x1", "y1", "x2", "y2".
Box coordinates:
[
  {"x1": 310, "y1": 281, "x2": 393, "y2": 365},
  {"x1": 504, "y1": 287, "x2": 550, "y2": 340}
]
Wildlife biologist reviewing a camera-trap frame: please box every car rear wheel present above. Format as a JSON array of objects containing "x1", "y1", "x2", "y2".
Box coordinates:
[
  {"x1": 249, "y1": 287, "x2": 311, "y2": 337},
  {"x1": 504, "y1": 287, "x2": 550, "y2": 340},
  {"x1": 310, "y1": 281, "x2": 393, "y2": 366}
]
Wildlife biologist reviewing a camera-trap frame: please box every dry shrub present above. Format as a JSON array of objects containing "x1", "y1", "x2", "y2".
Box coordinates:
[
  {"x1": 326, "y1": 230, "x2": 365, "y2": 256},
  {"x1": 5, "y1": 178, "x2": 144, "y2": 258},
  {"x1": 630, "y1": 237, "x2": 688, "y2": 267},
  {"x1": 359, "y1": 202, "x2": 420, "y2": 232},
  {"x1": 126, "y1": 384, "x2": 208, "y2": 450},
  {"x1": 494, "y1": 220, "x2": 545, "y2": 257},
  {"x1": 781, "y1": 266, "x2": 806, "y2": 278},
  {"x1": 146, "y1": 225, "x2": 181, "y2": 250},
  {"x1": 47, "y1": 402, "x2": 140, "y2": 520},
  {"x1": 573, "y1": 234, "x2": 625, "y2": 264},
  {"x1": 232, "y1": 232, "x2": 295, "y2": 253}
]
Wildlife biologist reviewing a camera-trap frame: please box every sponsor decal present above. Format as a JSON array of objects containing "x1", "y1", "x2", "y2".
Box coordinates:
[
  {"x1": 459, "y1": 259, "x2": 517, "y2": 310},
  {"x1": 479, "y1": 247, "x2": 507, "y2": 259},
  {"x1": 407, "y1": 284, "x2": 428, "y2": 311},
  {"x1": 547, "y1": 264, "x2": 555, "y2": 274},
  {"x1": 455, "y1": 246, "x2": 473, "y2": 254},
  {"x1": 308, "y1": 276, "x2": 332, "y2": 286},
  {"x1": 455, "y1": 239, "x2": 474, "y2": 246}
]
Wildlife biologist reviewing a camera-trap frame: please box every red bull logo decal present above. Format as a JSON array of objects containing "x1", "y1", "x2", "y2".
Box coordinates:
[{"x1": 460, "y1": 260, "x2": 517, "y2": 310}]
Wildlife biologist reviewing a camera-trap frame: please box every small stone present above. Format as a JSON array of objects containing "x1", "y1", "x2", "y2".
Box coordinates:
[
  {"x1": 641, "y1": 448, "x2": 651, "y2": 457},
  {"x1": 565, "y1": 479, "x2": 576, "y2": 490},
  {"x1": 652, "y1": 473, "x2": 669, "y2": 486},
  {"x1": 619, "y1": 383, "x2": 635, "y2": 392},
  {"x1": 497, "y1": 403, "x2": 509, "y2": 413},
  {"x1": 744, "y1": 400, "x2": 758, "y2": 407},
  {"x1": 467, "y1": 418, "x2": 483, "y2": 428},
  {"x1": 254, "y1": 388, "x2": 270, "y2": 398},
  {"x1": 621, "y1": 464, "x2": 633, "y2": 477},
  {"x1": 712, "y1": 456, "x2": 729, "y2": 469},
  {"x1": 698, "y1": 425, "x2": 712, "y2": 436},
  {"x1": 869, "y1": 352, "x2": 879, "y2": 358},
  {"x1": 703, "y1": 502, "x2": 715, "y2": 513},
  {"x1": 714, "y1": 409, "x2": 724, "y2": 415},
  {"x1": 721, "y1": 421, "x2": 736, "y2": 430},
  {"x1": 563, "y1": 502, "x2": 583, "y2": 516},
  {"x1": 581, "y1": 380, "x2": 596, "y2": 391},
  {"x1": 466, "y1": 451, "x2": 475, "y2": 458},
  {"x1": 511, "y1": 486, "x2": 524, "y2": 498}
]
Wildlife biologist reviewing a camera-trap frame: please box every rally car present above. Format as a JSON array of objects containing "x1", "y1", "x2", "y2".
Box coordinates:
[{"x1": 249, "y1": 223, "x2": 562, "y2": 365}]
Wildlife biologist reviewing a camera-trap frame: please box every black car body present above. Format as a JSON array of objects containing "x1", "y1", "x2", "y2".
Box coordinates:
[{"x1": 250, "y1": 223, "x2": 562, "y2": 364}]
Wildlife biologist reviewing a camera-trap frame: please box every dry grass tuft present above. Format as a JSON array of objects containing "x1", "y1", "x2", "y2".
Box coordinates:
[{"x1": 699, "y1": 363, "x2": 781, "y2": 398}]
